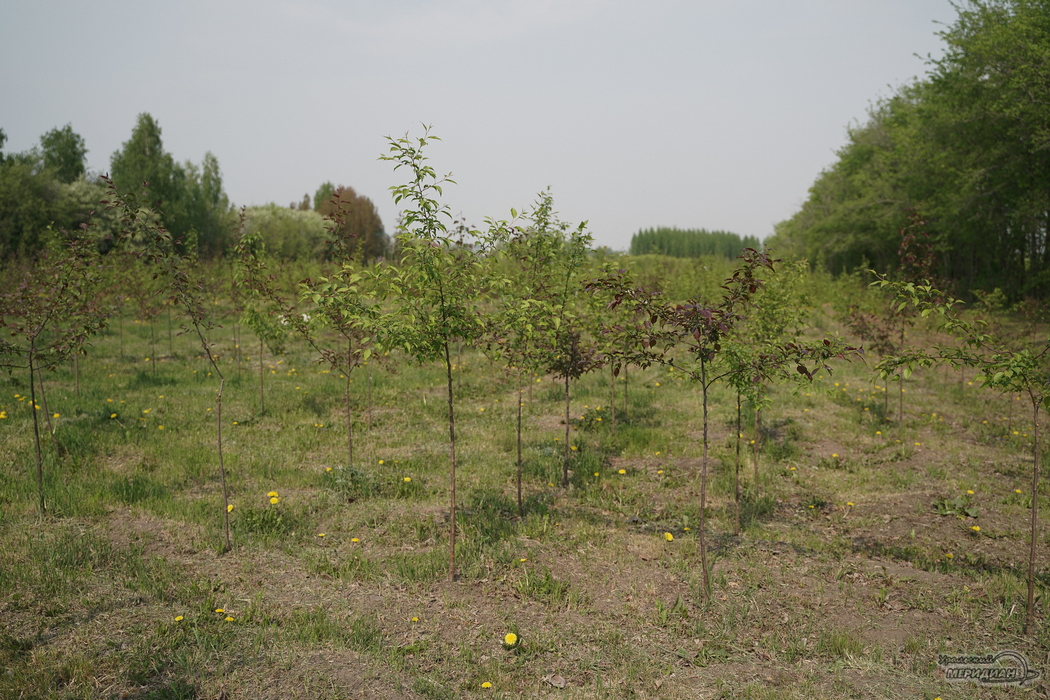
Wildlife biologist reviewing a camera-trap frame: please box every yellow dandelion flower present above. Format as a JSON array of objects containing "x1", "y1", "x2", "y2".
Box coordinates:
[
  {"x1": 972, "y1": 525, "x2": 980, "y2": 533},
  {"x1": 227, "y1": 504, "x2": 234, "y2": 512},
  {"x1": 412, "y1": 616, "x2": 419, "y2": 622},
  {"x1": 482, "y1": 682, "x2": 492, "y2": 688},
  {"x1": 657, "y1": 470, "x2": 663, "y2": 475},
  {"x1": 876, "y1": 430, "x2": 882, "y2": 435},
  {"x1": 520, "y1": 558, "x2": 527, "y2": 562},
  {"x1": 847, "y1": 502, "x2": 854, "y2": 506},
  {"x1": 945, "y1": 553, "x2": 953, "y2": 559},
  {"x1": 593, "y1": 472, "x2": 599, "y2": 477},
  {"x1": 225, "y1": 616, "x2": 234, "y2": 622},
  {"x1": 268, "y1": 491, "x2": 278, "y2": 498},
  {"x1": 832, "y1": 453, "x2": 838, "y2": 458},
  {"x1": 570, "y1": 445, "x2": 577, "y2": 451},
  {"x1": 317, "y1": 533, "x2": 325, "y2": 538},
  {"x1": 664, "y1": 532, "x2": 673, "y2": 541},
  {"x1": 215, "y1": 608, "x2": 224, "y2": 613},
  {"x1": 403, "y1": 477, "x2": 411, "y2": 483},
  {"x1": 1016, "y1": 489, "x2": 1023, "y2": 494},
  {"x1": 174, "y1": 615, "x2": 183, "y2": 622},
  {"x1": 326, "y1": 467, "x2": 333, "y2": 472},
  {"x1": 270, "y1": 497, "x2": 279, "y2": 505},
  {"x1": 967, "y1": 490, "x2": 974, "y2": 495},
  {"x1": 504, "y1": 632, "x2": 518, "y2": 646},
  {"x1": 379, "y1": 459, "x2": 384, "y2": 465},
  {"x1": 53, "y1": 413, "x2": 59, "y2": 418},
  {"x1": 143, "y1": 408, "x2": 150, "y2": 414},
  {"x1": 618, "y1": 469, "x2": 626, "y2": 475}
]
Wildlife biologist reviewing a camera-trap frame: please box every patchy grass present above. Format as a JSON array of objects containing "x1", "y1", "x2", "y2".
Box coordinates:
[{"x1": 0, "y1": 307, "x2": 1047, "y2": 698}]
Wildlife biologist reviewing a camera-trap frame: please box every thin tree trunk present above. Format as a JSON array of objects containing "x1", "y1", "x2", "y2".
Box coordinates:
[
  {"x1": 346, "y1": 340, "x2": 353, "y2": 467},
  {"x1": 610, "y1": 365, "x2": 616, "y2": 436},
  {"x1": 37, "y1": 372, "x2": 60, "y2": 455},
  {"x1": 259, "y1": 338, "x2": 265, "y2": 415},
  {"x1": 517, "y1": 372, "x2": 524, "y2": 517},
  {"x1": 563, "y1": 373, "x2": 571, "y2": 487},
  {"x1": 443, "y1": 341, "x2": 458, "y2": 580},
  {"x1": 899, "y1": 373, "x2": 904, "y2": 443},
  {"x1": 29, "y1": 347, "x2": 44, "y2": 512},
  {"x1": 699, "y1": 358, "x2": 711, "y2": 598},
  {"x1": 167, "y1": 306, "x2": 173, "y2": 355},
  {"x1": 752, "y1": 402, "x2": 760, "y2": 490},
  {"x1": 735, "y1": 390, "x2": 741, "y2": 536},
  {"x1": 73, "y1": 353, "x2": 79, "y2": 397},
  {"x1": 118, "y1": 312, "x2": 124, "y2": 360},
  {"x1": 151, "y1": 318, "x2": 157, "y2": 377},
  {"x1": 1025, "y1": 400, "x2": 1041, "y2": 635},
  {"x1": 217, "y1": 377, "x2": 231, "y2": 552},
  {"x1": 367, "y1": 362, "x2": 373, "y2": 432}
]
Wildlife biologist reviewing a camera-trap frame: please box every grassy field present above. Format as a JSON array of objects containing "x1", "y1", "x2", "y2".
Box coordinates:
[{"x1": 1, "y1": 303, "x2": 1048, "y2": 699}]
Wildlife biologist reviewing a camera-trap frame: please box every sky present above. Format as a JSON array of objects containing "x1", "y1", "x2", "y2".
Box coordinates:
[{"x1": 0, "y1": 0, "x2": 960, "y2": 251}]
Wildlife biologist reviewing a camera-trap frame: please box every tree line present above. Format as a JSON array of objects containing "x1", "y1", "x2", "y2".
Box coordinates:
[
  {"x1": 629, "y1": 226, "x2": 760, "y2": 260},
  {"x1": 769, "y1": 0, "x2": 1050, "y2": 301},
  {"x1": 0, "y1": 114, "x2": 387, "y2": 261}
]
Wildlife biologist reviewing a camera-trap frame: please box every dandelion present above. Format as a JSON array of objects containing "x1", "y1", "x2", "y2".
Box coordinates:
[
  {"x1": 379, "y1": 459, "x2": 384, "y2": 465},
  {"x1": 657, "y1": 470, "x2": 663, "y2": 475},
  {"x1": 215, "y1": 608, "x2": 224, "y2": 613},
  {"x1": 403, "y1": 477, "x2": 411, "y2": 483},
  {"x1": 268, "y1": 491, "x2": 278, "y2": 498},
  {"x1": 967, "y1": 490, "x2": 974, "y2": 495},
  {"x1": 225, "y1": 616, "x2": 234, "y2": 622},
  {"x1": 317, "y1": 533, "x2": 325, "y2": 538},
  {"x1": 351, "y1": 537, "x2": 360, "y2": 543},
  {"x1": 570, "y1": 445, "x2": 577, "y2": 451},
  {"x1": 270, "y1": 497, "x2": 279, "y2": 505},
  {"x1": 789, "y1": 466, "x2": 796, "y2": 471},
  {"x1": 227, "y1": 504, "x2": 234, "y2": 512},
  {"x1": 143, "y1": 408, "x2": 150, "y2": 414},
  {"x1": 158, "y1": 425, "x2": 164, "y2": 430},
  {"x1": 847, "y1": 502, "x2": 854, "y2": 507},
  {"x1": 175, "y1": 615, "x2": 183, "y2": 622},
  {"x1": 945, "y1": 553, "x2": 953, "y2": 559},
  {"x1": 684, "y1": 526, "x2": 690, "y2": 531},
  {"x1": 915, "y1": 442, "x2": 921, "y2": 446},
  {"x1": 876, "y1": 430, "x2": 881, "y2": 435},
  {"x1": 971, "y1": 525, "x2": 980, "y2": 533},
  {"x1": 326, "y1": 467, "x2": 333, "y2": 472},
  {"x1": 482, "y1": 682, "x2": 492, "y2": 688},
  {"x1": 664, "y1": 532, "x2": 673, "y2": 541},
  {"x1": 654, "y1": 382, "x2": 660, "y2": 386},
  {"x1": 832, "y1": 453, "x2": 838, "y2": 458},
  {"x1": 1016, "y1": 489, "x2": 1023, "y2": 494},
  {"x1": 53, "y1": 413, "x2": 59, "y2": 418},
  {"x1": 520, "y1": 558, "x2": 527, "y2": 562},
  {"x1": 618, "y1": 469, "x2": 626, "y2": 475},
  {"x1": 504, "y1": 632, "x2": 518, "y2": 646},
  {"x1": 593, "y1": 472, "x2": 599, "y2": 477},
  {"x1": 412, "y1": 616, "x2": 419, "y2": 622}
]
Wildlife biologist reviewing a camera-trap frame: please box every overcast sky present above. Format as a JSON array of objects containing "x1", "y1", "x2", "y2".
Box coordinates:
[{"x1": 1, "y1": 0, "x2": 958, "y2": 250}]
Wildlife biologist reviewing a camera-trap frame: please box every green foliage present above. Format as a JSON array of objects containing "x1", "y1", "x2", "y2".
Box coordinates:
[
  {"x1": 243, "y1": 204, "x2": 329, "y2": 261},
  {"x1": 316, "y1": 185, "x2": 387, "y2": 262},
  {"x1": 771, "y1": 0, "x2": 1050, "y2": 299},
  {"x1": 40, "y1": 124, "x2": 87, "y2": 184},
  {"x1": 110, "y1": 113, "x2": 233, "y2": 256},
  {"x1": 629, "y1": 227, "x2": 760, "y2": 259}
]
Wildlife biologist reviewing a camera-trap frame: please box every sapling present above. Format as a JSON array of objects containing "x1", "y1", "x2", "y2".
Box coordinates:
[
  {"x1": 872, "y1": 274, "x2": 1049, "y2": 634},
  {"x1": 105, "y1": 179, "x2": 234, "y2": 552},
  {"x1": 371, "y1": 128, "x2": 496, "y2": 579},
  {"x1": 0, "y1": 226, "x2": 111, "y2": 511}
]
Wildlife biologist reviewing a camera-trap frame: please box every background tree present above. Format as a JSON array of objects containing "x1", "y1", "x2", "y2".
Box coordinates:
[
  {"x1": 40, "y1": 124, "x2": 87, "y2": 184},
  {"x1": 316, "y1": 185, "x2": 387, "y2": 262}
]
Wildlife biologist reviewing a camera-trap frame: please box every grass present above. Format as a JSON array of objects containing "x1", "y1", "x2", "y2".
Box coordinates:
[{"x1": 0, "y1": 305, "x2": 1047, "y2": 698}]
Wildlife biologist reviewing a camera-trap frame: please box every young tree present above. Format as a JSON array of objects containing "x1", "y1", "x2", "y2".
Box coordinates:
[
  {"x1": 0, "y1": 227, "x2": 110, "y2": 511},
  {"x1": 370, "y1": 128, "x2": 497, "y2": 579},
  {"x1": 873, "y1": 275, "x2": 1049, "y2": 635}
]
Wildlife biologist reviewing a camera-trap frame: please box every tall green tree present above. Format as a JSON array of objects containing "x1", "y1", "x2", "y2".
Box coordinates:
[{"x1": 40, "y1": 124, "x2": 87, "y2": 184}]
